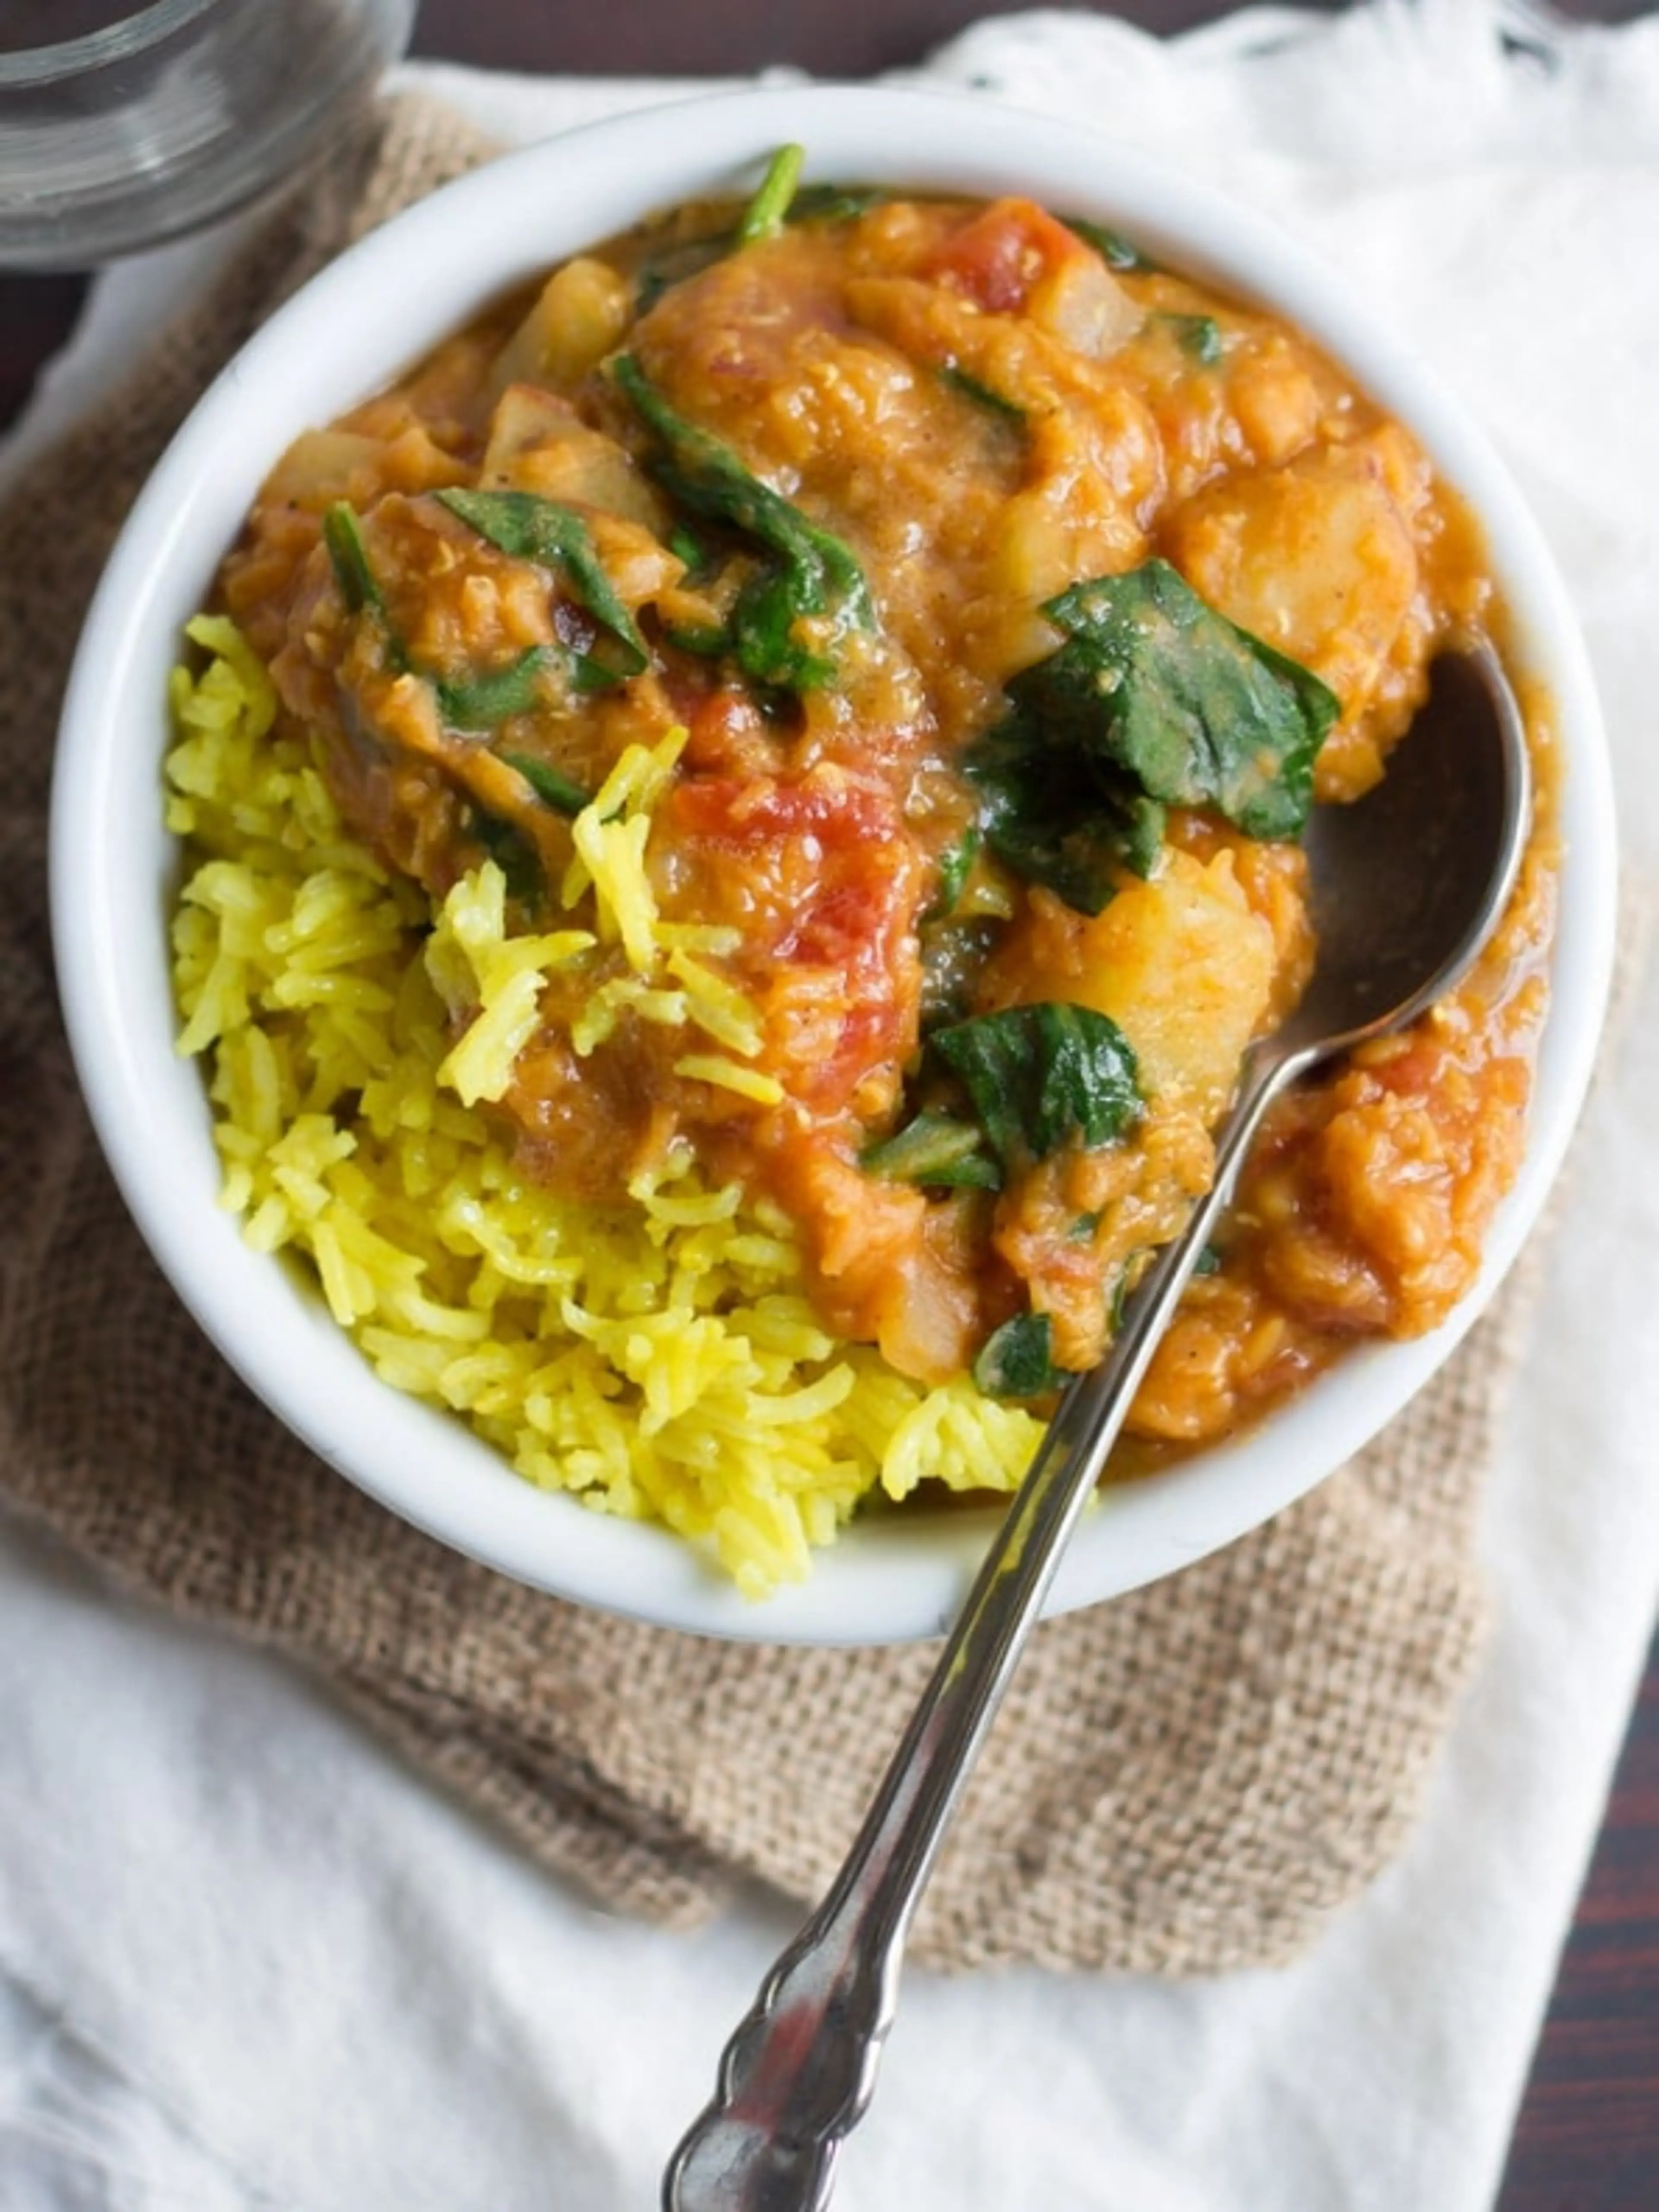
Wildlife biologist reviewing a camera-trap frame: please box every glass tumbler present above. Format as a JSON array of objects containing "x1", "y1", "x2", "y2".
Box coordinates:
[{"x1": 0, "y1": 0, "x2": 418, "y2": 270}]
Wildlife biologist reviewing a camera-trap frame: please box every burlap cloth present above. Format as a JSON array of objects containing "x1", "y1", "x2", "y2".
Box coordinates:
[{"x1": 0, "y1": 94, "x2": 1534, "y2": 1976}]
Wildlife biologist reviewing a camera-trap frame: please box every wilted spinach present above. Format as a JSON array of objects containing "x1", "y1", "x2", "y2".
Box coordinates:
[
  {"x1": 435, "y1": 488, "x2": 648, "y2": 691},
  {"x1": 973, "y1": 1312, "x2": 1066, "y2": 1399},
  {"x1": 968, "y1": 558, "x2": 1338, "y2": 912},
  {"x1": 932, "y1": 1001, "x2": 1141, "y2": 1171},
  {"x1": 866, "y1": 1000, "x2": 1142, "y2": 1201},
  {"x1": 610, "y1": 353, "x2": 877, "y2": 695}
]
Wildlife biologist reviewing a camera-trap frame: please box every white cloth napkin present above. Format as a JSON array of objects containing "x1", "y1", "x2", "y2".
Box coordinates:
[{"x1": 6, "y1": 4, "x2": 1659, "y2": 2205}]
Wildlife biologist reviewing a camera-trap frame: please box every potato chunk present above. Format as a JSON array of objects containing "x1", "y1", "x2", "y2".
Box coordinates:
[
  {"x1": 479, "y1": 384, "x2": 667, "y2": 531},
  {"x1": 978, "y1": 852, "x2": 1279, "y2": 1124},
  {"x1": 1162, "y1": 435, "x2": 1421, "y2": 737},
  {"x1": 487, "y1": 255, "x2": 632, "y2": 397}
]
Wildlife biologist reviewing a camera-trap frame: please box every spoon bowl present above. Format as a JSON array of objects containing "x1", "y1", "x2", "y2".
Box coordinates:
[
  {"x1": 663, "y1": 642, "x2": 1534, "y2": 2211},
  {"x1": 1291, "y1": 642, "x2": 1531, "y2": 1058}
]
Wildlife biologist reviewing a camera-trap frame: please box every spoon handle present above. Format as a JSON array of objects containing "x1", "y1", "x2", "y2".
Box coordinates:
[{"x1": 663, "y1": 1047, "x2": 1296, "y2": 2211}]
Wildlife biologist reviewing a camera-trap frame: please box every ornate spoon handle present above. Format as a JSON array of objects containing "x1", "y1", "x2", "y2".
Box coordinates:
[{"x1": 662, "y1": 1053, "x2": 1294, "y2": 2211}]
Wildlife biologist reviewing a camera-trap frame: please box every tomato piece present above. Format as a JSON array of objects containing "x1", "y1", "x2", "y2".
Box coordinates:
[
  {"x1": 924, "y1": 197, "x2": 1090, "y2": 315},
  {"x1": 660, "y1": 768, "x2": 928, "y2": 1117}
]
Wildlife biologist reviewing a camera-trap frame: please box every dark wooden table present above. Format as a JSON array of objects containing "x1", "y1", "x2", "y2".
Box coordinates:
[{"x1": 4, "y1": 3, "x2": 1653, "y2": 2203}]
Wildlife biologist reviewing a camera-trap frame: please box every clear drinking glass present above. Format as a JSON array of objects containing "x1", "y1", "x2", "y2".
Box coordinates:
[{"x1": 0, "y1": 0, "x2": 417, "y2": 270}]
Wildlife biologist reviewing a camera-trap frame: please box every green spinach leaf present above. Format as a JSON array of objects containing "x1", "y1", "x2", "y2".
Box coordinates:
[
  {"x1": 918, "y1": 915, "x2": 1004, "y2": 1032},
  {"x1": 434, "y1": 647, "x2": 556, "y2": 731},
  {"x1": 323, "y1": 503, "x2": 385, "y2": 622},
  {"x1": 633, "y1": 230, "x2": 731, "y2": 315},
  {"x1": 735, "y1": 143, "x2": 805, "y2": 245},
  {"x1": 499, "y1": 749, "x2": 591, "y2": 817},
  {"x1": 931, "y1": 1002, "x2": 1141, "y2": 1171},
  {"x1": 470, "y1": 807, "x2": 542, "y2": 906},
  {"x1": 1155, "y1": 311, "x2": 1224, "y2": 365},
  {"x1": 924, "y1": 826, "x2": 982, "y2": 924},
  {"x1": 973, "y1": 1312, "x2": 1065, "y2": 1398},
  {"x1": 610, "y1": 353, "x2": 876, "y2": 693},
  {"x1": 1062, "y1": 216, "x2": 1156, "y2": 273},
  {"x1": 787, "y1": 183, "x2": 887, "y2": 226},
  {"x1": 860, "y1": 1111, "x2": 1001, "y2": 1191},
  {"x1": 434, "y1": 488, "x2": 649, "y2": 687},
  {"x1": 322, "y1": 502, "x2": 409, "y2": 672},
  {"x1": 939, "y1": 364, "x2": 1025, "y2": 423},
  {"x1": 1012, "y1": 559, "x2": 1337, "y2": 840},
  {"x1": 966, "y1": 712, "x2": 1165, "y2": 917}
]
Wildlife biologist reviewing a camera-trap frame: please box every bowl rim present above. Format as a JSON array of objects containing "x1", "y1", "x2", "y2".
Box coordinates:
[{"x1": 49, "y1": 81, "x2": 1618, "y2": 1646}]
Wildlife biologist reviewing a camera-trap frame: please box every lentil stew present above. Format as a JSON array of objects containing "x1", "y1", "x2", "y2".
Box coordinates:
[{"x1": 203, "y1": 153, "x2": 1555, "y2": 1468}]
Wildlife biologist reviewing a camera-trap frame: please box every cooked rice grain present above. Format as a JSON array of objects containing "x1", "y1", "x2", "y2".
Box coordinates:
[{"x1": 165, "y1": 626, "x2": 1043, "y2": 1591}]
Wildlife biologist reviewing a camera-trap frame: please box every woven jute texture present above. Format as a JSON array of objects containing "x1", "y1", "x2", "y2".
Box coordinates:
[{"x1": 0, "y1": 92, "x2": 1530, "y2": 1974}]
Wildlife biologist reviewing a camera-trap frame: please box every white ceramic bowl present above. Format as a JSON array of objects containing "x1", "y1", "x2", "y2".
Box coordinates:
[{"x1": 51, "y1": 85, "x2": 1616, "y2": 1645}]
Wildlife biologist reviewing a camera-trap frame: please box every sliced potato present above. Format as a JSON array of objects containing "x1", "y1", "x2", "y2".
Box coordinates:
[
  {"x1": 487, "y1": 255, "x2": 632, "y2": 398},
  {"x1": 978, "y1": 853, "x2": 1278, "y2": 1124},
  {"x1": 480, "y1": 385, "x2": 667, "y2": 531},
  {"x1": 261, "y1": 428, "x2": 386, "y2": 510},
  {"x1": 1027, "y1": 248, "x2": 1141, "y2": 358},
  {"x1": 1162, "y1": 435, "x2": 1421, "y2": 729}
]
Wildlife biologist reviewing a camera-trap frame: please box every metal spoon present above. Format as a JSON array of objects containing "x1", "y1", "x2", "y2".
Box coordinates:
[{"x1": 663, "y1": 642, "x2": 1532, "y2": 2212}]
